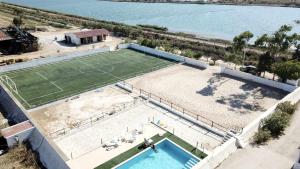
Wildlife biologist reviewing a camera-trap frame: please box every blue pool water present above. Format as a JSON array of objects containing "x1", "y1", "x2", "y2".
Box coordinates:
[
  {"x1": 116, "y1": 139, "x2": 200, "y2": 169},
  {"x1": 2, "y1": 0, "x2": 300, "y2": 40}
]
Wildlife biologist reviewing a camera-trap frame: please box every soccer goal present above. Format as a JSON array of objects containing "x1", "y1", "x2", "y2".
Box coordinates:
[{"x1": 0, "y1": 75, "x2": 18, "y2": 94}]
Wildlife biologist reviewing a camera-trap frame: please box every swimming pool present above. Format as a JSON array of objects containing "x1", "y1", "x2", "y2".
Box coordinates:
[{"x1": 116, "y1": 139, "x2": 200, "y2": 169}]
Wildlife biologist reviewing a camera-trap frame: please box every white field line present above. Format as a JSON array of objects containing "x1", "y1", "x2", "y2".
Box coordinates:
[
  {"x1": 35, "y1": 72, "x2": 64, "y2": 91},
  {"x1": 4, "y1": 50, "x2": 174, "y2": 107},
  {"x1": 27, "y1": 90, "x2": 64, "y2": 102},
  {"x1": 0, "y1": 75, "x2": 32, "y2": 108},
  {"x1": 77, "y1": 60, "x2": 122, "y2": 80},
  {"x1": 28, "y1": 78, "x2": 118, "y2": 105}
]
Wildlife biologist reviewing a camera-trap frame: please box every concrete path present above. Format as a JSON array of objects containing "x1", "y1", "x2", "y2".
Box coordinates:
[{"x1": 217, "y1": 105, "x2": 300, "y2": 169}]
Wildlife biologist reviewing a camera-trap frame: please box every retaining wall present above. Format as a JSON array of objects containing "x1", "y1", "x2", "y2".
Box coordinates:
[
  {"x1": 28, "y1": 128, "x2": 69, "y2": 169},
  {"x1": 0, "y1": 47, "x2": 110, "y2": 73},
  {"x1": 0, "y1": 84, "x2": 28, "y2": 123},
  {"x1": 0, "y1": 83, "x2": 69, "y2": 169},
  {"x1": 220, "y1": 67, "x2": 297, "y2": 92},
  {"x1": 118, "y1": 43, "x2": 209, "y2": 69}
]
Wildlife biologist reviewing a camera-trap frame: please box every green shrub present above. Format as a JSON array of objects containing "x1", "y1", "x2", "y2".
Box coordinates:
[
  {"x1": 262, "y1": 111, "x2": 290, "y2": 137},
  {"x1": 276, "y1": 101, "x2": 296, "y2": 115},
  {"x1": 253, "y1": 129, "x2": 271, "y2": 144}
]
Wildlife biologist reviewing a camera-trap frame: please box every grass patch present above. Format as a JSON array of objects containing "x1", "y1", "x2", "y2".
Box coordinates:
[
  {"x1": 1, "y1": 49, "x2": 175, "y2": 109},
  {"x1": 95, "y1": 132, "x2": 207, "y2": 169}
]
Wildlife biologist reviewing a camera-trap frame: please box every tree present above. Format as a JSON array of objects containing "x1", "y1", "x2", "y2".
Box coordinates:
[
  {"x1": 232, "y1": 31, "x2": 254, "y2": 66},
  {"x1": 211, "y1": 55, "x2": 221, "y2": 65},
  {"x1": 13, "y1": 17, "x2": 23, "y2": 27},
  {"x1": 257, "y1": 52, "x2": 273, "y2": 77},
  {"x1": 272, "y1": 61, "x2": 300, "y2": 82},
  {"x1": 255, "y1": 25, "x2": 295, "y2": 59},
  {"x1": 255, "y1": 25, "x2": 299, "y2": 79},
  {"x1": 290, "y1": 33, "x2": 300, "y2": 61},
  {"x1": 13, "y1": 9, "x2": 23, "y2": 27}
]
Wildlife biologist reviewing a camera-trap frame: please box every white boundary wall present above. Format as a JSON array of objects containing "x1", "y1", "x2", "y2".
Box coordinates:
[
  {"x1": 193, "y1": 138, "x2": 237, "y2": 169},
  {"x1": 193, "y1": 67, "x2": 300, "y2": 169},
  {"x1": 237, "y1": 87, "x2": 300, "y2": 145},
  {"x1": 118, "y1": 43, "x2": 209, "y2": 69},
  {"x1": 28, "y1": 128, "x2": 70, "y2": 169},
  {"x1": 0, "y1": 47, "x2": 110, "y2": 73},
  {"x1": 220, "y1": 67, "x2": 297, "y2": 92}
]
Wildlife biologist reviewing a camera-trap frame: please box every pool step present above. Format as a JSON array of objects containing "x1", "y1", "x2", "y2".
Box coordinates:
[{"x1": 183, "y1": 158, "x2": 199, "y2": 169}]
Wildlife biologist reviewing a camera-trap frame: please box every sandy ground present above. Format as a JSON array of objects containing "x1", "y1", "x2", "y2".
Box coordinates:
[
  {"x1": 0, "y1": 28, "x2": 123, "y2": 62},
  {"x1": 127, "y1": 64, "x2": 286, "y2": 129},
  {"x1": 28, "y1": 86, "x2": 137, "y2": 135},
  {"x1": 217, "y1": 105, "x2": 300, "y2": 169},
  {"x1": 0, "y1": 17, "x2": 11, "y2": 27}
]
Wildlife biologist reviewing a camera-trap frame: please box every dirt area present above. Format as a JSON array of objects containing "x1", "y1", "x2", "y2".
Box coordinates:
[
  {"x1": 0, "y1": 28, "x2": 123, "y2": 62},
  {"x1": 217, "y1": 104, "x2": 300, "y2": 169},
  {"x1": 28, "y1": 86, "x2": 137, "y2": 135},
  {"x1": 0, "y1": 144, "x2": 40, "y2": 169},
  {"x1": 127, "y1": 64, "x2": 286, "y2": 129}
]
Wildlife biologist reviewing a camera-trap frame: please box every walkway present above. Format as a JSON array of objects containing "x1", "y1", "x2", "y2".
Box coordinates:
[{"x1": 217, "y1": 104, "x2": 300, "y2": 169}]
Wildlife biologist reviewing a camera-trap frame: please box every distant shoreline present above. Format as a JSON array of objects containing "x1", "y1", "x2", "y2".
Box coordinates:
[{"x1": 101, "y1": 0, "x2": 300, "y2": 8}]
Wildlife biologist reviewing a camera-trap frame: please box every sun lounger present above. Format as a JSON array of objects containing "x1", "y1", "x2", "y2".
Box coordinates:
[
  {"x1": 125, "y1": 133, "x2": 136, "y2": 143},
  {"x1": 103, "y1": 140, "x2": 119, "y2": 148}
]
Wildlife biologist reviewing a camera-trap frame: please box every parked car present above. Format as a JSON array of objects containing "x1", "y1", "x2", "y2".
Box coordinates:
[{"x1": 240, "y1": 65, "x2": 257, "y2": 75}]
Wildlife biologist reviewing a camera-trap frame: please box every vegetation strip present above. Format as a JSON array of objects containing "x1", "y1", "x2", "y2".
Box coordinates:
[
  {"x1": 95, "y1": 132, "x2": 207, "y2": 169},
  {"x1": 253, "y1": 101, "x2": 297, "y2": 144}
]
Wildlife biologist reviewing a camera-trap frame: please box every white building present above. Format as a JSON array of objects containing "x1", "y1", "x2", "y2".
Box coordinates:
[{"x1": 65, "y1": 29, "x2": 109, "y2": 46}]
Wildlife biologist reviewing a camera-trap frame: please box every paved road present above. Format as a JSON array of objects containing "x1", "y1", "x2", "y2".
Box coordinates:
[{"x1": 217, "y1": 105, "x2": 300, "y2": 169}]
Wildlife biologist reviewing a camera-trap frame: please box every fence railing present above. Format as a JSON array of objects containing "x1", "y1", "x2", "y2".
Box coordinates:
[
  {"x1": 48, "y1": 96, "x2": 144, "y2": 138},
  {"x1": 121, "y1": 81, "x2": 233, "y2": 134}
]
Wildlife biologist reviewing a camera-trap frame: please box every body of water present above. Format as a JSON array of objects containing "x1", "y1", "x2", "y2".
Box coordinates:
[{"x1": 2, "y1": 0, "x2": 300, "y2": 40}]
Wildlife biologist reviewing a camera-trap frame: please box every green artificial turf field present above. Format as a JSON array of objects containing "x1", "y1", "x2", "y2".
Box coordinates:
[{"x1": 0, "y1": 49, "x2": 175, "y2": 109}]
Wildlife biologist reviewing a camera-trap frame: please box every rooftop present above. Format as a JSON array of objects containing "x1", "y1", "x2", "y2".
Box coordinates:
[
  {"x1": 1, "y1": 121, "x2": 34, "y2": 138},
  {"x1": 69, "y1": 29, "x2": 109, "y2": 38}
]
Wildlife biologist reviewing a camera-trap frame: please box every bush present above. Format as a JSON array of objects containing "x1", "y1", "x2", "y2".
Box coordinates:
[
  {"x1": 262, "y1": 111, "x2": 290, "y2": 137},
  {"x1": 253, "y1": 101, "x2": 296, "y2": 144},
  {"x1": 253, "y1": 129, "x2": 271, "y2": 144},
  {"x1": 276, "y1": 101, "x2": 296, "y2": 115}
]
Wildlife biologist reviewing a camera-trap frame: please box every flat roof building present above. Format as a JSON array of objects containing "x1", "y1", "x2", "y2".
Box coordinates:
[{"x1": 65, "y1": 29, "x2": 109, "y2": 46}]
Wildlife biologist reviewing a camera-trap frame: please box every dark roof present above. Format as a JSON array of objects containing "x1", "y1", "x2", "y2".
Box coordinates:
[
  {"x1": 72, "y1": 29, "x2": 109, "y2": 38},
  {"x1": 0, "y1": 30, "x2": 13, "y2": 41}
]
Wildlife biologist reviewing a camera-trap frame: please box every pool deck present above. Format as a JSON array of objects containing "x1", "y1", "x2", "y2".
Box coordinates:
[
  {"x1": 50, "y1": 97, "x2": 222, "y2": 169},
  {"x1": 66, "y1": 123, "x2": 165, "y2": 169}
]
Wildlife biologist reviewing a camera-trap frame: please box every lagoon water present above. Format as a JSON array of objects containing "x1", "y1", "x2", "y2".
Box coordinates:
[{"x1": 2, "y1": 0, "x2": 300, "y2": 40}]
